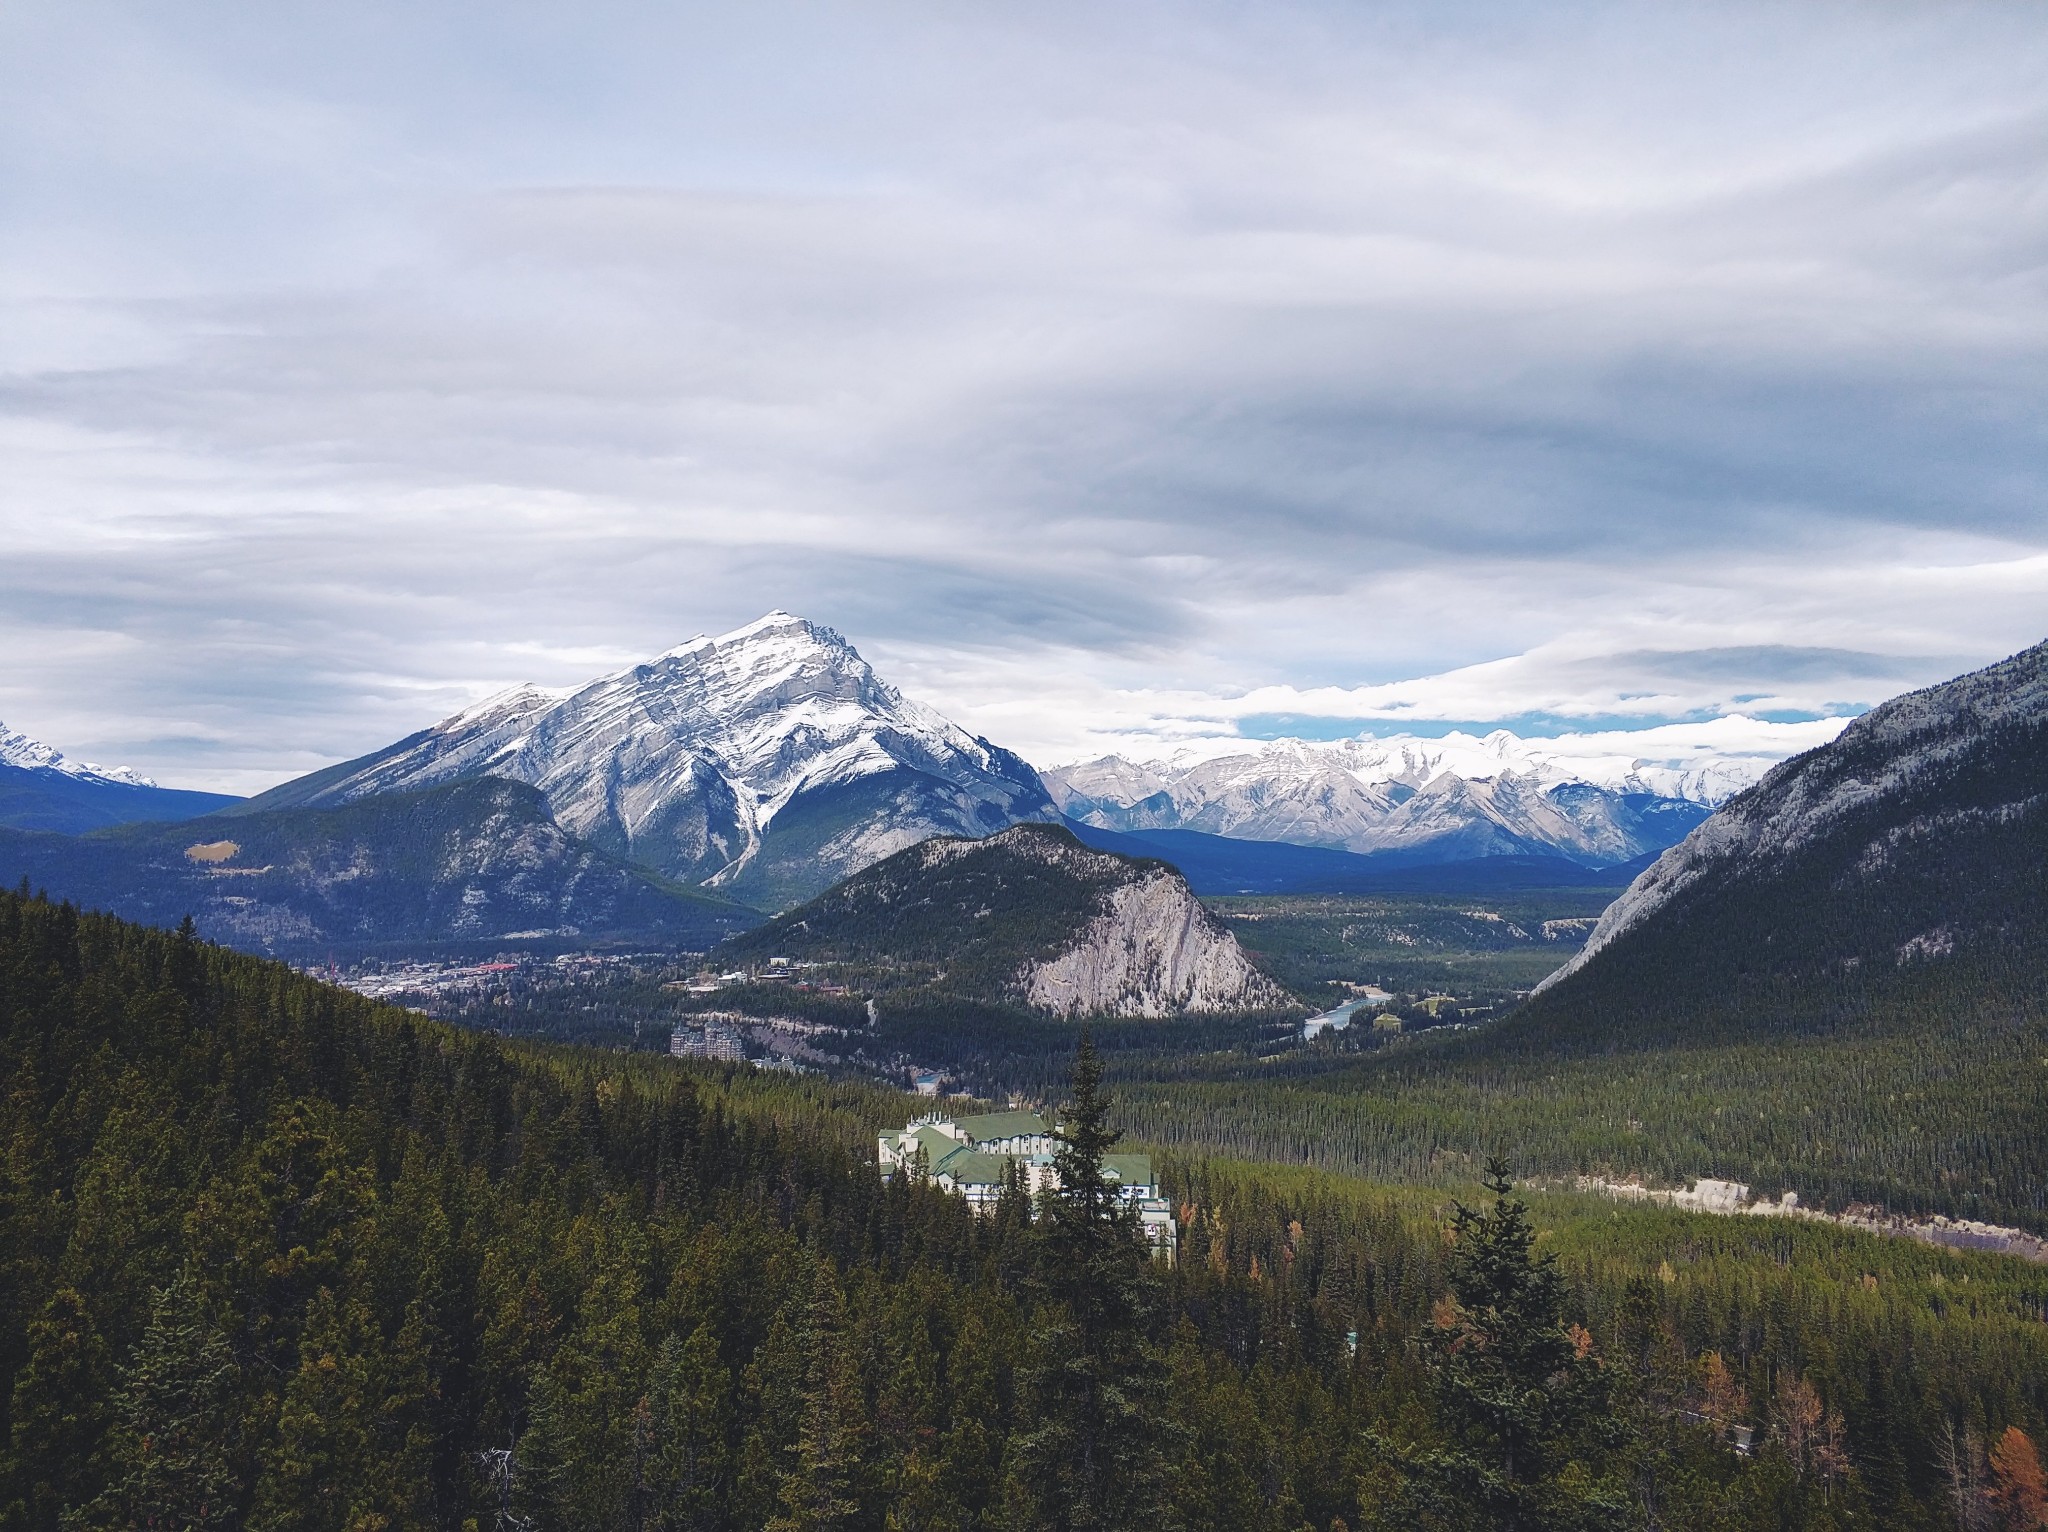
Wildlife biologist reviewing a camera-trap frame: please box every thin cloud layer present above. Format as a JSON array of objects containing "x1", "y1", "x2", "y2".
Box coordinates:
[{"x1": 1, "y1": 2, "x2": 2044, "y2": 790}]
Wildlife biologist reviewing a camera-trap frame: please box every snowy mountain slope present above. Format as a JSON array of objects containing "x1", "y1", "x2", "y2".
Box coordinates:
[
  {"x1": 0, "y1": 721, "x2": 241, "y2": 833},
  {"x1": 717, "y1": 823, "x2": 1295, "y2": 1018},
  {"x1": 1535, "y1": 638, "x2": 2048, "y2": 995},
  {"x1": 235, "y1": 613, "x2": 1057, "y2": 907},
  {"x1": 1044, "y1": 732, "x2": 1736, "y2": 867}
]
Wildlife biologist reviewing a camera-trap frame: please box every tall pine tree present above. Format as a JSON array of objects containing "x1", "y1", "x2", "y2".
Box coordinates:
[
  {"x1": 1003, "y1": 1034, "x2": 1176, "y2": 1532},
  {"x1": 1374, "y1": 1159, "x2": 1626, "y2": 1532},
  {"x1": 68, "y1": 1271, "x2": 240, "y2": 1532}
]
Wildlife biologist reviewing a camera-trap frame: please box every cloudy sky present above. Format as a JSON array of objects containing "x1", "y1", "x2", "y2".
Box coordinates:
[{"x1": 3, "y1": 1, "x2": 2044, "y2": 792}]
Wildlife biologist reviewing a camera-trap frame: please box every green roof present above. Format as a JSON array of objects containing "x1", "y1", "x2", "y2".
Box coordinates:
[
  {"x1": 1103, "y1": 1153, "x2": 1153, "y2": 1187},
  {"x1": 955, "y1": 1110, "x2": 1050, "y2": 1144},
  {"x1": 931, "y1": 1146, "x2": 1010, "y2": 1187},
  {"x1": 909, "y1": 1125, "x2": 959, "y2": 1161}
]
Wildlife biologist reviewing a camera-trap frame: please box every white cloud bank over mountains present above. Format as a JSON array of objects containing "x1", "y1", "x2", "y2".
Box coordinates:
[{"x1": 0, "y1": 2, "x2": 2043, "y2": 791}]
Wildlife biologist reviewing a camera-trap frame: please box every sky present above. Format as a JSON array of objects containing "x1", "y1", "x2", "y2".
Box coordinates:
[{"x1": 2, "y1": 1, "x2": 2044, "y2": 794}]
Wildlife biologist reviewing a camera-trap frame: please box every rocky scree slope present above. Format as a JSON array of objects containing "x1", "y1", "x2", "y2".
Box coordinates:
[
  {"x1": 1046, "y1": 733, "x2": 1726, "y2": 868},
  {"x1": 0, "y1": 777, "x2": 755, "y2": 957},
  {"x1": 233, "y1": 612, "x2": 1057, "y2": 908},
  {"x1": 716, "y1": 822, "x2": 1296, "y2": 1017},
  {"x1": 0, "y1": 720, "x2": 240, "y2": 833},
  {"x1": 1513, "y1": 639, "x2": 2048, "y2": 1046}
]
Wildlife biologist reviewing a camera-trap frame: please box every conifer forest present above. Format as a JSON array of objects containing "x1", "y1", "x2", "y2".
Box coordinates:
[{"x1": 7, "y1": 887, "x2": 2048, "y2": 1531}]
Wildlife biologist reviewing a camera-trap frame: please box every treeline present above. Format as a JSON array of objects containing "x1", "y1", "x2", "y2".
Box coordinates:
[
  {"x1": 1209, "y1": 889, "x2": 1618, "y2": 998},
  {"x1": 4, "y1": 888, "x2": 2047, "y2": 1528},
  {"x1": 1110, "y1": 975, "x2": 2048, "y2": 1232}
]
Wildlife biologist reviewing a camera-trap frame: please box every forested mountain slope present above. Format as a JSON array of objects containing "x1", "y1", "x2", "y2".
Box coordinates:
[
  {"x1": 0, "y1": 776, "x2": 756, "y2": 957},
  {"x1": 717, "y1": 822, "x2": 1296, "y2": 1017},
  {"x1": 1104, "y1": 640, "x2": 2048, "y2": 1233},
  {"x1": 4, "y1": 889, "x2": 2048, "y2": 1529},
  {"x1": 1523, "y1": 638, "x2": 2048, "y2": 1047}
]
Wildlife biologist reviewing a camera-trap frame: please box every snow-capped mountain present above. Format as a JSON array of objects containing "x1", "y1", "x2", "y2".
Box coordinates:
[
  {"x1": 0, "y1": 721, "x2": 155, "y2": 787},
  {"x1": 1536, "y1": 637, "x2": 2048, "y2": 994},
  {"x1": 0, "y1": 722, "x2": 241, "y2": 834},
  {"x1": 237, "y1": 613, "x2": 1058, "y2": 908},
  {"x1": 1042, "y1": 732, "x2": 1754, "y2": 867}
]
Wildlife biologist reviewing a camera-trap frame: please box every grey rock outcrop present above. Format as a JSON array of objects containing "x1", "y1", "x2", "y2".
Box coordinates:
[{"x1": 1022, "y1": 863, "x2": 1293, "y2": 1017}]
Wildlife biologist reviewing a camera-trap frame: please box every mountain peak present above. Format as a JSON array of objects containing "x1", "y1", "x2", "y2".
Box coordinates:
[
  {"x1": 1042, "y1": 731, "x2": 1744, "y2": 867},
  {"x1": 659, "y1": 610, "x2": 846, "y2": 663},
  {"x1": 0, "y1": 720, "x2": 156, "y2": 788},
  {"x1": 237, "y1": 615, "x2": 1055, "y2": 907},
  {"x1": 718, "y1": 820, "x2": 1293, "y2": 1017}
]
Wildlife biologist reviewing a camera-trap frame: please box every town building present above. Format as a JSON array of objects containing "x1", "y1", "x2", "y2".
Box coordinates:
[
  {"x1": 878, "y1": 1110, "x2": 1177, "y2": 1259},
  {"x1": 670, "y1": 1022, "x2": 746, "y2": 1062}
]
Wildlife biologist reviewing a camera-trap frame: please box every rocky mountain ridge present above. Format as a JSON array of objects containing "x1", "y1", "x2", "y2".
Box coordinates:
[
  {"x1": 234, "y1": 613, "x2": 1057, "y2": 908},
  {"x1": 0, "y1": 720, "x2": 242, "y2": 834},
  {"x1": 1537, "y1": 638, "x2": 2048, "y2": 994},
  {"x1": 1046, "y1": 732, "x2": 1734, "y2": 867},
  {"x1": 0, "y1": 720, "x2": 156, "y2": 786}
]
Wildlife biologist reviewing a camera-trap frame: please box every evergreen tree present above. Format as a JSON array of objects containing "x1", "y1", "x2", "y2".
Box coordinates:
[
  {"x1": 1377, "y1": 1159, "x2": 1625, "y2": 1532},
  {"x1": 645, "y1": 1321, "x2": 732, "y2": 1531},
  {"x1": 8, "y1": 1287, "x2": 111, "y2": 1531},
  {"x1": 516, "y1": 1226, "x2": 652, "y2": 1532},
  {"x1": 1003, "y1": 1034, "x2": 1176, "y2": 1532},
  {"x1": 250, "y1": 1287, "x2": 421, "y2": 1532},
  {"x1": 68, "y1": 1271, "x2": 240, "y2": 1532},
  {"x1": 766, "y1": 1260, "x2": 868, "y2": 1532}
]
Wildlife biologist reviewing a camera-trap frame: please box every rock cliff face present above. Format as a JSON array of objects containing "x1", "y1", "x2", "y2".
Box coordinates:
[
  {"x1": 714, "y1": 822, "x2": 1295, "y2": 1018},
  {"x1": 1021, "y1": 863, "x2": 1291, "y2": 1017}
]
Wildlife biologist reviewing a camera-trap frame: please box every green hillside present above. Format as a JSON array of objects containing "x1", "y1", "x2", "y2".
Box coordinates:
[
  {"x1": 713, "y1": 821, "x2": 1298, "y2": 1018},
  {"x1": 6, "y1": 887, "x2": 2048, "y2": 1528},
  {"x1": 717, "y1": 822, "x2": 1163, "y2": 976}
]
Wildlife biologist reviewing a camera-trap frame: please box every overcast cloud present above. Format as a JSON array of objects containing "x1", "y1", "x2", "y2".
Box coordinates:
[{"x1": 2, "y1": 1, "x2": 2044, "y2": 791}]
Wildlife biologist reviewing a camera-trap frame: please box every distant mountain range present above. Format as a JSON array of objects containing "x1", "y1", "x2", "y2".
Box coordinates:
[
  {"x1": 1063, "y1": 822, "x2": 1653, "y2": 896},
  {"x1": 0, "y1": 613, "x2": 1816, "y2": 957},
  {"x1": 231, "y1": 612, "x2": 1057, "y2": 909},
  {"x1": 0, "y1": 721, "x2": 238, "y2": 833},
  {"x1": 1044, "y1": 734, "x2": 1737, "y2": 869}
]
